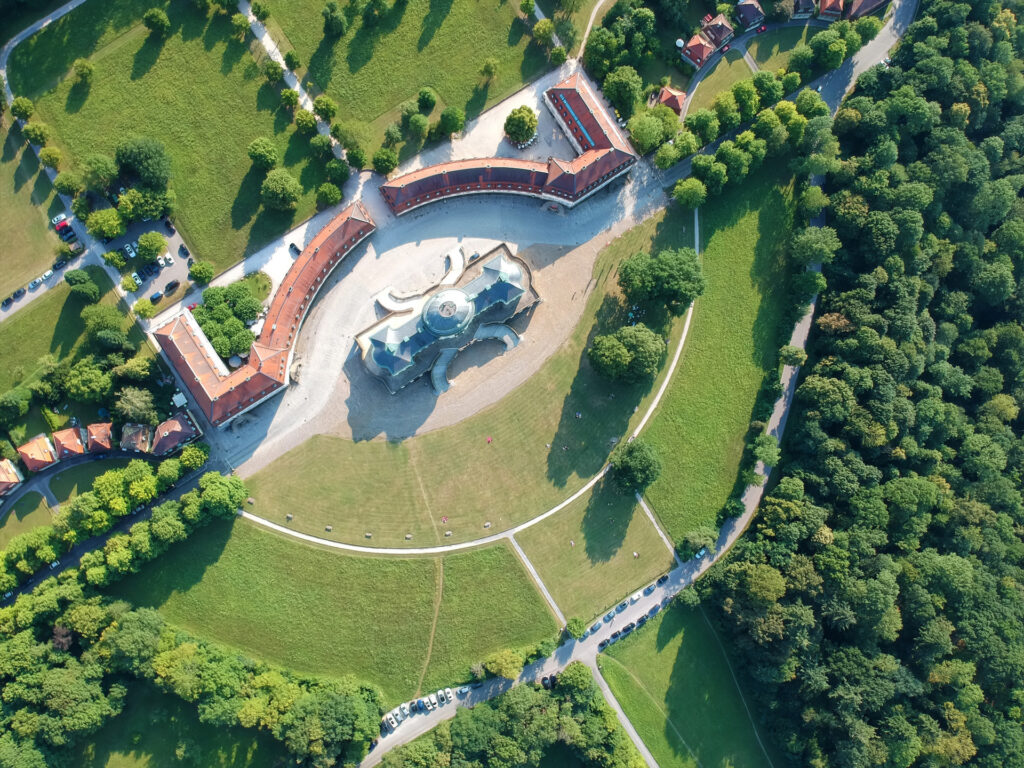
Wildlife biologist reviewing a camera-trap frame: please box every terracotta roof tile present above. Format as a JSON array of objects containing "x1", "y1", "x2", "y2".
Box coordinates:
[
  {"x1": 52, "y1": 427, "x2": 87, "y2": 458},
  {"x1": 120, "y1": 424, "x2": 154, "y2": 453},
  {"x1": 683, "y1": 34, "x2": 715, "y2": 65},
  {"x1": 87, "y1": 423, "x2": 113, "y2": 452},
  {"x1": 17, "y1": 434, "x2": 57, "y2": 472},
  {"x1": 0, "y1": 458, "x2": 23, "y2": 496},
  {"x1": 657, "y1": 86, "x2": 687, "y2": 114},
  {"x1": 151, "y1": 412, "x2": 198, "y2": 455}
]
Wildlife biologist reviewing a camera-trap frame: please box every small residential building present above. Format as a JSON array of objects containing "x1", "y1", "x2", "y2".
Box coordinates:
[
  {"x1": 793, "y1": 0, "x2": 816, "y2": 18},
  {"x1": 681, "y1": 33, "x2": 715, "y2": 68},
  {"x1": 845, "y1": 0, "x2": 887, "y2": 17},
  {"x1": 735, "y1": 0, "x2": 765, "y2": 27},
  {"x1": 151, "y1": 412, "x2": 200, "y2": 455},
  {"x1": 701, "y1": 14, "x2": 735, "y2": 49},
  {"x1": 87, "y1": 422, "x2": 113, "y2": 452},
  {"x1": 0, "y1": 459, "x2": 24, "y2": 497},
  {"x1": 657, "y1": 85, "x2": 687, "y2": 115},
  {"x1": 52, "y1": 426, "x2": 87, "y2": 459},
  {"x1": 818, "y1": 0, "x2": 843, "y2": 20},
  {"x1": 17, "y1": 434, "x2": 58, "y2": 472},
  {"x1": 121, "y1": 423, "x2": 154, "y2": 454}
]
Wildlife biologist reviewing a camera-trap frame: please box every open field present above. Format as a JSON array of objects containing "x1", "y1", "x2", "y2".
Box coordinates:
[
  {"x1": 0, "y1": 492, "x2": 52, "y2": 548},
  {"x1": 0, "y1": 120, "x2": 62, "y2": 298},
  {"x1": 49, "y1": 459, "x2": 133, "y2": 504},
  {"x1": 111, "y1": 519, "x2": 553, "y2": 704},
  {"x1": 265, "y1": 0, "x2": 550, "y2": 155},
  {"x1": 599, "y1": 604, "x2": 776, "y2": 768},
  {"x1": 688, "y1": 49, "x2": 754, "y2": 114},
  {"x1": 75, "y1": 682, "x2": 284, "y2": 768},
  {"x1": 643, "y1": 163, "x2": 794, "y2": 541},
  {"x1": 747, "y1": 24, "x2": 815, "y2": 71},
  {"x1": 8, "y1": 0, "x2": 326, "y2": 273},
  {"x1": 514, "y1": 479, "x2": 675, "y2": 621},
  {"x1": 247, "y1": 215, "x2": 693, "y2": 547}
]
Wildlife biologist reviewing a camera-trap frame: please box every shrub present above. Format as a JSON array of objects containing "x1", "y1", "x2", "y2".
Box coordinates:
[
  {"x1": 566, "y1": 617, "x2": 587, "y2": 639},
  {"x1": 247, "y1": 136, "x2": 278, "y2": 170},
  {"x1": 504, "y1": 105, "x2": 538, "y2": 142},
  {"x1": 71, "y1": 195, "x2": 93, "y2": 220},
  {"x1": 346, "y1": 145, "x2": 367, "y2": 168},
  {"x1": 133, "y1": 298, "x2": 156, "y2": 319},
  {"x1": 260, "y1": 169, "x2": 302, "y2": 210},
  {"x1": 408, "y1": 113, "x2": 429, "y2": 140},
  {"x1": 103, "y1": 250, "x2": 127, "y2": 269},
  {"x1": 294, "y1": 109, "x2": 317, "y2": 134},
  {"x1": 122, "y1": 275, "x2": 139, "y2": 292},
  {"x1": 264, "y1": 59, "x2": 284, "y2": 83},
  {"x1": 11, "y1": 96, "x2": 33, "y2": 120},
  {"x1": 673, "y1": 177, "x2": 707, "y2": 209},
  {"x1": 519, "y1": 0, "x2": 534, "y2": 14},
  {"x1": 72, "y1": 58, "x2": 95, "y2": 85},
  {"x1": 418, "y1": 88, "x2": 437, "y2": 112},
  {"x1": 316, "y1": 182, "x2": 342, "y2": 207},
  {"x1": 189, "y1": 260, "x2": 215, "y2": 284},
  {"x1": 372, "y1": 147, "x2": 399, "y2": 175},
  {"x1": 550, "y1": 45, "x2": 567, "y2": 65},
  {"x1": 22, "y1": 122, "x2": 51, "y2": 145},
  {"x1": 137, "y1": 231, "x2": 167, "y2": 262},
  {"x1": 322, "y1": 0, "x2": 348, "y2": 35},
  {"x1": 752, "y1": 432, "x2": 781, "y2": 466},
  {"x1": 610, "y1": 439, "x2": 662, "y2": 491},
  {"x1": 280, "y1": 88, "x2": 300, "y2": 110},
  {"x1": 251, "y1": 0, "x2": 270, "y2": 20},
  {"x1": 439, "y1": 106, "x2": 465, "y2": 135},
  {"x1": 53, "y1": 171, "x2": 82, "y2": 195},
  {"x1": 779, "y1": 344, "x2": 808, "y2": 366},
  {"x1": 484, "y1": 648, "x2": 526, "y2": 679},
  {"x1": 86, "y1": 209, "x2": 126, "y2": 239},
  {"x1": 325, "y1": 158, "x2": 350, "y2": 185},
  {"x1": 142, "y1": 8, "x2": 171, "y2": 35},
  {"x1": 309, "y1": 133, "x2": 334, "y2": 158},
  {"x1": 284, "y1": 50, "x2": 301, "y2": 70},
  {"x1": 313, "y1": 95, "x2": 337, "y2": 122},
  {"x1": 481, "y1": 57, "x2": 499, "y2": 81}
]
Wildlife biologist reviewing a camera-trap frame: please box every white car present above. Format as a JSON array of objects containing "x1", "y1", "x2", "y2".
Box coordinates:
[
  {"x1": 390, "y1": 707, "x2": 404, "y2": 722},
  {"x1": 384, "y1": 713, "x2": 397, "y2": 729},
  {"x1": 41, "y1": 269, "x2": 54, "y2": 281},
  {"x1": 49, "y1": 560, "x2": 61, "y2": 570},
  {"x1": 630, "y1": 591, "x2": 642, "y2": 603},
  {"x1": 399, "y1": 702, "x2": 411, "y2": 718},
  {"x1": 445, "y1": 687, "x2": 454, "y2": 702},
  {"x1": 165, "y1": 253, "x2": 174, "y2": 266},
  {"x1": 51, "y1": 213, "x2": 66, "y2": 226},
  {"x1": 156, "y1": 254, "x2": 166, "y2": 267},
  {"x1": 124, "y1": 243, "x2": 137, "y2": 259},
  {"x1": 131, "y1": 272, "x2": 142, "y2": 286},
  {"x1": 428, "y1": 693, "x2": 438, "y2": 709},
  {"x1": 456, "y1": 686, "x2": 470, "y2": 696}
]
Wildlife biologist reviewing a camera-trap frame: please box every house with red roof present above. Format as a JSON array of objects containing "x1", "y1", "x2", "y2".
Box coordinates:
[
  {"x1": 52, "y1": 426, "x2": 87, "y2": 459},
  {"x1": 735, "y1": 0, "x2": 765, "y2": 27},
  {"x1": 151, "y1": 412, "x2": 200, "y2": 455},
  {"x1": 681, "y1": 33, "x2": 715, "y2": 68},
  {"x1": 0, "y1": 459, "x2": 23, "y2": 497},
  {"x1": 121, "y1": 424, "x2": 154, "y2": 454},
  {"x1": 87, "y1": 422, "x2": 113, "y2": 452},
  {"x1": 819, "y1": 0, "x2": 843, "y2": 19},
  {"x1": 17, "y1": 434, "x2": 58, "y2": 473},
  {"x1": 657, "y1": 85, "x2": 687, "y2": 115},
  {"x1": 845, "y1": 0, "x2": 887, "y2": 17}
]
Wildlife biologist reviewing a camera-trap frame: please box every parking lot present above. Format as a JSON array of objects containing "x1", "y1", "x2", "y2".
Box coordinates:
[{"x1": 111, "y1": 217, "x2": 194, "y2": 306}]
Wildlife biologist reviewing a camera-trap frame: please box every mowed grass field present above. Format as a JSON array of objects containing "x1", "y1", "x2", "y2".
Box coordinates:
[
  {"x1": 599, "y1": 603, "x2": 776, "y2": 768},
  {"x1": 265, "y1": 0, "x2": 550, "y2": 152},
  {"x1": 0, "y1": 120, "x2": 62, "y2": 298},
  {"x1": 49, "y1": 459, "x2": 133, "y2": 504},
  {"x1": 747, "y1": 24, "x2": 816, "y2": 71},
  {"x1": 688, "y1": 49, "x2": 755, "y2": 114},
  {"x1": 75, "y1": 682, "x2": 284, "y2": 768},
  {"x1": 643, "y1": 163, "x2": 794, "y2": 542},
  {"x1": 514, "y1": 480, "x2": 676, "y2": 621},
  {"x1": 0, "y1": 492, "x2": 53, "y2": 548},
  {"x1": 8, "y1": 0, "x2": 326, "y2": 273},
  {"x1": 111, "y1": 519, "x2": 555, "y2": 704},
  {"x1": 247, "y1": 215, "x2": 693, "y2": 547}
]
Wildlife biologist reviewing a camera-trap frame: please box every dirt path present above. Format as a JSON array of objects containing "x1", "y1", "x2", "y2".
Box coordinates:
[{"x1": 414, "y1": 559, "x2": 445, "y2": 696}]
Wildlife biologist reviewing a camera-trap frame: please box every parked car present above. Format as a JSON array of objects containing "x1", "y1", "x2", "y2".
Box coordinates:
[
  {"x1": 541, "y1": 675, "x2": 551, "y2": 689},
  {"x1": 53, "y1": 258, "x2": 68, "y2": 270},
  {"x1": 164, "y1": 217, "x2": 175, "y2": 233},
  {"x1": 428, "y1": 693, "x2": 438, "y2": 709},
  {"x1": 2, "y1": 591, "x2": 11, "y2": 600},
  {"x1": 131, "y1": 272, "x2": 142, "y2": 285},
  {"x1": 179, "y1": 243, "x2": 190, "y2": 257},
  {"x1": 12, "y1": 287, "x2": 26, "y2": 299},
  {"x1": 643, "y1": 584, "x2": 656, "y2": 596},
  {"x1": 470, "y1": 682, "x2": 483, "y2": 689},
  {"x1": 445, "y1": 687, "x2": 454, "y2": 702},
  {"x1": 656, "y1": 574, "x2": 669, "y2": 586},
  {"x1": 51, "y1": 213, "x2": 66, "y2": 226},
  {"x1": 610, "y1": 630, "x2": 621, "y2": 640},
  {"x1": 289, "y1": 242, "x2": 300, "y2": 255},
  {"x1": 622, "y1": 622, "x2": 635, "y2": 633},
  {"x1": 60, "y1": 228, "x2": 77, "y2": 242},
  {"x1": 150, "y1": 291, "x2": 163, "y2": 303},
  {"x1": 41, "y1": 269, "x2": 54, "y2": 281},
  {"x1": 637, "y1": 616, "x2": 647, "y2": 627},
  {"x1": 1, "y1": 297, "x2": 12, "y2": 309},
  {"x1": 648, "y1": 605, "x2": 660, "y2": 617},
  {"x1": 630, "y1": 591, "x2": 641, "y2": 603},
  {"x1": 384, "y1": 713, "x2": 397, "y2": 729},
  {"x1": 187, "y1": 302, "x2": 198, "y2": 310},
  {"x1": 165, "y1": 279, "x2": 180, "y2": 293},
  {"x1": 757, "y1": 23, "x2": 766, "y2": 32},
  {"x1": 156, "y1": 254, "x2": 166, "y2": 267},
  {"x1": 28, "y1": 278, "x2": 42, "y2": 290},
  {"x1": 69, "y1": 241, "x2": 84, "y2": 255},
  {"x1": 696, "y1": 547, "x2": 708, "y2": 558},
  {"x1": 722, "y1": 43, "x2": 731, "y2": 52},
  {"x1": 436, "y1": 689, "x2": 447, "y2": 705},
  {"x1": 598, "y1": 639, "x2": 609, "y2": 650},
  {"x1": 456, "y1": 686, "x2": 470, "y2": 696},
  {"x1": 604, "y1": 611, "x2": 615, "y2": 622},
  {"x1": 165, "y1": 253, "x2": 174, "y2": 266},
  {"x1": 49, "y1": 560, "x2": 61, "y2": 570},
  {"x1": 55, "y1": 219, "x2": 70, "y2": 232},
  {"x1": 591, "y1": 621, "x2": 602, "y2": 633},
  {"x1": 616, "y1": 601, "x2": 628, "y2": 612},
  {"x1": 124, "y1": 243, "x2": 137, "y2": 259},
  {"x1": 416, "y1": 698, "x2": 427, "y2": 712}
]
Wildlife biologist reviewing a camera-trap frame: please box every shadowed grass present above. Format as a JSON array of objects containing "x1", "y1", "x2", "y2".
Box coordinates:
[
  {"x1": 689, "y1": 49, "x2": 755, "y2": 114},
  {"x1": 49, "y1": 459, "x2": 133, "y2": 504},
  {"x1": 0, "y1": 492, "x2": 53, "y2": 548},
  {"x1": 747, "y1": 24, "x2": 816, "y2": 71}
]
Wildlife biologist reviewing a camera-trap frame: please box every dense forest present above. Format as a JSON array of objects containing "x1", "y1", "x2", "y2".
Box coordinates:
[{"x1": 705, "y1": 0, "x2": 1024, "y2": 765}]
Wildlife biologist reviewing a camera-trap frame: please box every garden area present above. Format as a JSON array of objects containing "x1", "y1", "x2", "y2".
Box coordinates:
[
  {"x1": 514, "y1": 479, "x2": 675, "y2": 621},
  {"x1": 111, "y1": 519, "x2": 556, "y2": 704},
  {"x1": 247, "y1": 218, "x2": 694, "y2": 547},
  {"x1": 264, "y1": 0, "x2": 551, "y2": 156},
  {"x1": 687, "y1": 49, "x2": 755, "y2": 114},
  {"x1": 48, "y1": 458, "x2": 133, "y2": 504},
  {"x1": 747, "y1": 23, "x2": 817, "y2": 71},
  {"x1": 0, "y1": 492, "x2": 52, "y2": 548},
  {"x1": 7, "y1": 0, "x2": 330, "y2": 273},
  {"x1": 599, "y1": 602, "x2": 778, "y2": 768}
]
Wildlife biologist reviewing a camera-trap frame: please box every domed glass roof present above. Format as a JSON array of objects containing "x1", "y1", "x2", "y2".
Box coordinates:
[{"x1": 422, "y1": 288, "x2": 474, "y2": 337}]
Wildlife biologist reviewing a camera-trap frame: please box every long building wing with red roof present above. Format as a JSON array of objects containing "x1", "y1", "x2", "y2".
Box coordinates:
[
  {"x1": 380, "y1": 73, "x2": 637, "y2": 216},
  {"x1": 154, "y1": 202, "x2": 376, "y2": 428}
]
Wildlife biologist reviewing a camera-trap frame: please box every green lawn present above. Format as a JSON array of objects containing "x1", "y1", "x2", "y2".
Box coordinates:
[
  {"x1": 264, "y1": 0, "x2": 551, "y2": 154},
  {"x1": 0, "y1": 120, "x2": 63, "y2": 299},
  {"x1": 599, "y1": 604, "x2": 776, "y2": 768},
  {"x1": 514, "y1": 480, "x2": 676, "y2": 621},
  {"x1": 49, "y1": 459, "x2": 133, "y2": 504},
  {"x1": 8, "y1": 0, "x2": 327, "y2": 273},
  {"x1": 0, "y1": 0, "x2": 69, "y2": 45},
  {"x1": 0, "y1": 491, "x2": 53, "y2": 548},
  {"x1": 111, "y1": 519, "x2": 554, "y2": 704},
  {"x1": 747, "y1": 24, "x2": 816, "y2": 71},
  {"x1": 248, "y1": 225, "x2": 692, "y2": 548},
  {"x1": 689, "y1": 49, "x2": 755, "y2": 114},
  {"x1": 74, "y1": 682, "x2": 284, "y2": 768},
  {"x1": 643, "y1": 163, "x2": 794, "y2": 542}
]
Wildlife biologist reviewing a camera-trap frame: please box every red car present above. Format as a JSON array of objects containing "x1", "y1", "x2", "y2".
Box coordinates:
[
  {"x1": 187, "y1": 302, "x2": 198, "y2": 311},
  {"x1": 722, "y1": 44, "x2": 731, "y2": 52},
  {"x1": 55, "y1": 219, "x2": 70, "y2": 232},
  {"x1": 757, "y1": 24, "x2": 767, "y2": 33}
]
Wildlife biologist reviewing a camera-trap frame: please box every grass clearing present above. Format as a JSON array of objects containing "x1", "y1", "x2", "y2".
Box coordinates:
[
  {"x1": 74, "y1": 682, "x2": 284, "y2": 768},
  {"x1": 0, "y1": 120, "x2": 62, "y2": 298},
  {"x1": 248, "y1": 221, "x2": 693, "y2": 548},
  {"x1": 49, "y1": 459, "x2": 133, "y2": 504},
  {"x1": 689, "y1": 49, "x2": 755, "y2": 114},
  {"x1": 599, "y1": 603, "x2": 776, "y2": 768},
  {"x1": 111, "y1": 519, "x2": 553, "y2": 704},
  {"x1": 514, "y1": 479, "x2": 676, "y2": 621},
  {"x1": 0, "y1": 492, "x2": 53, "y2": 548},
  {"x1": 265, "y1": 0, "x2": 550, "y2": 153},
  {"x1": 643, "y1": 162, "x2": 794, "y2": 541},
  {"x1": 747, "y1": 24, "x2": 815, "y2": 71},
  {"x1": 8, "y1": 0, "x2": 327, "y2": 273}
]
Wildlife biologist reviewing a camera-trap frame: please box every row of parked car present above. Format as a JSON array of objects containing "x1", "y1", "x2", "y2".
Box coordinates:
[
  {"x1": 2, "y1": 213, "x2": 84, "y2": 309},
  {"x1": 380, "y1": 684, "x2": 476, "y2": 734}
]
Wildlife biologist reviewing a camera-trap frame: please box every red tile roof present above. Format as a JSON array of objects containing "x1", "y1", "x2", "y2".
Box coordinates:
[
  {"x1": 52, "y1": 427, "x2": 87, "y2": 458},
  {"x1": 682, "y1": 34, "x2": 715, "y2": 66},
  {"x1": 819, "y1": 0, "x2": 843, "y2": 16},
  {"x1": 151, "y1": 413, "x2": 198, "y2": 455},
  {"x1": 0, "y1": 458, "x2": 22, "y2": 496},
  {"x1": 87, "y1": 422, "x2": 113, "y2": 452},
  {"x1": 381, "y1": 74, "x2": 637, "y2": 215},
  {"x1": 845, "y1": 0, "x2": 885, "y2": 15},
  {"x1": 657, "y1": 86, "x2": 687, "y2": 114},
  {"x1": 120, "y1": 424, "x2": 154, "y2": 453},
  {"x1": 154, "y1": 203, "x2": 376, "y2": 427},
  {"x1": 17, "y1": 434, "x2": 57, "y2": 472}
]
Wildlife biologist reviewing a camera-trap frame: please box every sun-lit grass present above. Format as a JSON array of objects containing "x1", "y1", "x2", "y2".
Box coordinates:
[
  {"x1": 599, "y1": 603, "x2": 777, "y2": 768},
  {"x1": 0, "y1": 120, "x2": 62, "y2": 299},
  {"x1": 74, "y1": 682, "x2": 284, "y2": 768},
  {"x1": 247, "y1": 219, "x2": 692, "y2": 548},
  {"x1": 514, "y1": 480, "x2": 675, "y2": 621},
  {"x1": 747, "y1": 24, "x2": 816, "y2": 71},
  {"x1": 0, "y1": 492, "x2": 53, "y2": 548},
  {"x1": 688, "y1": 49, "x2": 755, "y2": 114},
  {"x1": 49, "y1": 459, "x2": 133, "y2": 504},
  {"x1": 8, "y1": 0, "x2": 327, "y2": 273},
  {"x1": 643, "y1": 163, "x2": 794, "y2": 542},
  {"x1": 110, "y1": 519, "x2": 553, "y2": 704},
  {"x1": 264, "y1": 0, "x2": 551, "y2": 153}
]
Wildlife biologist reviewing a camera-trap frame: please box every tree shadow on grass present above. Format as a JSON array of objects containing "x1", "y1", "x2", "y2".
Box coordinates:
[
  {"x1": 465, "y1": 84, "x2": 489, "y2": 120},
  {"x1": 418, "y1": 0, "x2": 454, "y2": 50},
  {"x1": 581, "y1": 477, "x2": 635, "y2": 563},
  {"x1": 31, "y1": 171, "x2": 54, "y2": 209},
  {"x1": 64, "y1": 81, "x2": 91, "y2": 114},
  {"x1": 307, "y1": 35, "x2": 339, "y2": 92},
  {"x1": 131, "y1": 34, "x2": 165, "y2": 80},
  {"x1": 49, "y1": 291, "x2": 90, "y2": 358},
  {"x1": 174, "y1": 2, "x2": 210, "y2": 43},
  {"x1": 230, "y1": 165, "x2": 264, "y2": 230},
  {"x1": 273, "y1": 106, "x2": 293, "y2": 134},
  {"x1": 11, "y1": 143, "x2": 40, "y2": 194},
  {"x1": 283, "y1": 131, "x2": 312, "y2": 166},
  {"x1": 220, "y1": 38, "x2": 248, "y2": 75},
  {"x1": 347, "y1": 1, "x2": 409, "y2": 73}
]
